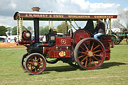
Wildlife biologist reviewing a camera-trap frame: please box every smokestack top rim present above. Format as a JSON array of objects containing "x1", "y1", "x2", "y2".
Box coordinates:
[{"x1": 32, "y1": 7, "x2": 40, "y2": 12}]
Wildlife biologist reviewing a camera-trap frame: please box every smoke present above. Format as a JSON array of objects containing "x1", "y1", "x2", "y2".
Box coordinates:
[{"x1": 117, "y1": 6, "x2": 128, "y2": 28}]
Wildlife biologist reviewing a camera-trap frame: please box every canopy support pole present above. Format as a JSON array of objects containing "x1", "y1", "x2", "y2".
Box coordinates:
[
  {"x1": 49, "y1": 20, "x2": 51, "y2": 30},
  {"x1": 73, "y1": 19, "x2": 79, "y2": 28},
  {"x1": 17, "y1": 19, "x2": 19, "y2": 41},
  {"x1": 109, "y1": 19, "x2": 111, "y2": 35},
  {"x1": 51, "y1": 11, "x2": 53, "y2": 29},
  {"x1": 66, "y1": 20, "x2": 68, "y2": 34},
  {"x1": 20, "y1": 17, "x2": 23, "y2": 41},
  {"x1": 69, "y1": 20, "x2": 72, "y2": 37},
  {"x1": 69, "y1": 19, "x2": 77, "y2": 30},
  {"x1": 104, "y1": 19, "x2": 106, "y2": 34}
]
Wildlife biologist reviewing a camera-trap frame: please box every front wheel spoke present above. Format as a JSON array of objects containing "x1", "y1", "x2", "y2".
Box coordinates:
[
  {"x1": 37, "y1": 58, "x2": 40, "y2": 61},
  {"x1": 28, "y1": 61, "x2": 33, "y2": 64},
  {"x1": 35, "y1": 67, "x2": 37, "y2": 72},
  {"x1": 27, "y1": 64, "x2": 32, "y2": 68},
  {"x1": 34, "y1": 56, "x2": 37, "y2": 61},
  {"x1": 31, "y1": 66, "x2": 35, "y2": 70},
  {"x1": 39, "y1": 61, "x2": 43, "y2": 64},
  {"x1": 93, "y1": 50, "x2": 101, "y2": 54}
]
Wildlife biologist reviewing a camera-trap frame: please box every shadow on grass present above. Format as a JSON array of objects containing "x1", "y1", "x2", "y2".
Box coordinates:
[
  {"x1": 27, "y1": 62, "x2": 127, "y2": 75},
  {"x1": 45, "y1": 62, "x2": 127, "y2": 72},
  {"x1": 45, "y1": 65, "x2": 78, "y2": 72},
  {"x1": 99, "y1": 62, "x2": 127, "y2": 69}
]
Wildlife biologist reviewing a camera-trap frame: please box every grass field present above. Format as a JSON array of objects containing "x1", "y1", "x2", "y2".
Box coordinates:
[{"x1": 0, "y1": 42, "x2": 128, "y2": 85}]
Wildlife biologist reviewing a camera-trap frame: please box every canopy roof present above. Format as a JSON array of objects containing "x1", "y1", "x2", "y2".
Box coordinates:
[{"x1": 14, "y1": 11, "x2": 117, "y2": 21}]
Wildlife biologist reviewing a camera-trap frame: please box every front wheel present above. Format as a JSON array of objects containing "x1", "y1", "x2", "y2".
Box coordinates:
[
  {"x1": 21, "y1": 53, "x2": 28, "y2": 71},
  {"x1": 74, "y1": 38, "x2": 106, "y2": 70},
  {"x1": 25, "y1": 53, "x2": 46, "y2": 75}
]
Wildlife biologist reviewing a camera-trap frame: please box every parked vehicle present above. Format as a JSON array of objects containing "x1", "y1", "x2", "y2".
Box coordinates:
[{"x1": 14, "y1": 7, "x2": 117, "y2": 74}]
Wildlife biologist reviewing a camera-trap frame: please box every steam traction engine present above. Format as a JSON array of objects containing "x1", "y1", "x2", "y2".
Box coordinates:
[{"x1": 14, "y1": 8, "x2": 117, "y2": 74}]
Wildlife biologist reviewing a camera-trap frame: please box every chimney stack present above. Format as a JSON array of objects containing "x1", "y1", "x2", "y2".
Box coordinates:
[
  {"x1": 32, "y1": 7, "x2": 40, "y2": 12},
  {"x1": 32, "y1": 7, "x2": 40, "y2": 43}
]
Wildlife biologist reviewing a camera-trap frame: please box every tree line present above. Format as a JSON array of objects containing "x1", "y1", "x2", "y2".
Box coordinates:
[
  {"x1": 0, "y1": 22, "x2": 71, "y2": 36},
  {"x1": 1, "y1": 19, "x2": 127, "y2": 36}
]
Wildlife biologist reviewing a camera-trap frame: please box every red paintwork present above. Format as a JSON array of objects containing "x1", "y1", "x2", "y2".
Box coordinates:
[
  {"x1": 18, "y1": 40, "x2": 34, "y2": 45},
  {"x1": 56, "y1": 37, "x2": 71, "y2": 46},
  {"x1": 54, "y1": 50, "x2": 70, "y2": 58},
  {"x1": 100, "y1": 35, "x2": 111, "y2": 60},
  {"x1": 73, "y1": 29, "x2": 90, "y2": 43},
  {"x1": 14, "y1": 12, "x2": 118, "y2": 20},
  {"x1": 45, "y1": 37, "x2": 72, "y2": 58},
  {"x1": 47, "y1": 49, "x2": 71, "y2": 58},
  {"x1": 22, "y1": 29, "x2": 31, "y2": 40}
]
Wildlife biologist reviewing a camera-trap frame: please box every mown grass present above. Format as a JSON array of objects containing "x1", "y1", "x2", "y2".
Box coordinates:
[{"x1": 0, "y1": 42, "x2": 128, "y2": 85}]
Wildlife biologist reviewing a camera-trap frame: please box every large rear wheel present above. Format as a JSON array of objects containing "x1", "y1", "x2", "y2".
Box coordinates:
[
  {"x1": 25, "y1": 53, "x2": 46, "y2": 75},
  {"x1": 74, "y1": 38, "x2": 106, "y2": 70}
]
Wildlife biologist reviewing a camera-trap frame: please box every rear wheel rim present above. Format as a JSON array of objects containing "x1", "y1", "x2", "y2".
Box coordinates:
[
  {"x1": 25, "y1": 53, "x2": 46, "y2": 74},
  {"x1": 74, "y1": 38, "x2": 105, "y2": 70}
]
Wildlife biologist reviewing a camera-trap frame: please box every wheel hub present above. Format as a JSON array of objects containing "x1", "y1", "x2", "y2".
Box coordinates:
[
  {"x1": 34, "y1": 62, "x2": 38, "y2": 66},
  {"x1": 88, "y1": 51, "x2": 93, "y2": 57}
]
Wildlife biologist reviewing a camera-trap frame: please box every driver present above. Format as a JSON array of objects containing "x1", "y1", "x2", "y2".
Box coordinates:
[{"x1": 94, "y1": 19, "x2": 105, "y2": 40}]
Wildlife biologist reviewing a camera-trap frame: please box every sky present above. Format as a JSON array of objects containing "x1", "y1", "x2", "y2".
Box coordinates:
[{"x1": 0, "y1": 0, "x2": 128, "y2": 28}]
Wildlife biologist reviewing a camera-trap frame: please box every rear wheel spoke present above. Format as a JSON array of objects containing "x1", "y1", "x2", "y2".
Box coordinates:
[
  {"x1": 81, "y1": 56, "x2": 88, "y2": 62},
  {"x1": 93, "y1": 50, "x2": 101, "y2": 54},
  {"x1": 83, "y1": 43, "x2": 89, "y2": 51},
  {"x1": 85, "y1": 58, "x2": 88, "y2": 67},
  {"x1": 91, "y1": 43, "x2": 94, "y2": 51},
  {"x1": 92, "y1": 60, "x2": 97, "y2": 66},
  {"x1": 78, "y1": 55, "x2": 85, "y2": 59},
  {"x1": 80, "y1": 46, "x2": 86, "y2": 51},
  {"x1": 89, "y1": 57, "x2": 91, "y2": 67},
  {"x1": 78, "y1": 51, "x2": 86, "y2": 54},
  {"x1": 94, "y1": 54, "x2": 103, "y2": 57},
  {"x1": 93, "y1": 45, "x2": 100, "y2": 51},
  {"x1": 94, "y1": 56, "x2": 100, "y2": 62}
]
